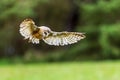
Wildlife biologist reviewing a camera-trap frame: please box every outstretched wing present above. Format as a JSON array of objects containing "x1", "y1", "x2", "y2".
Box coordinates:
[
  {"x1": 43, "y1": 31, "x2": 85, "y2": 46},
  {"x1": 19, "y1": 19, "x2": 40, "y2": 44}
]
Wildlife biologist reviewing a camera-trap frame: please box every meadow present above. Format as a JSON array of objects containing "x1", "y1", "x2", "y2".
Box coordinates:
[{"x1": 0, "y1": 61, "x2": 120, "y2": 80}]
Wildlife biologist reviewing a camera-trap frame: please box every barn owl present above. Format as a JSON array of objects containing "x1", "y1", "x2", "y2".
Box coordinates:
[{"x1": 19, "y1": 19, "x2": 85, "y2": 46}]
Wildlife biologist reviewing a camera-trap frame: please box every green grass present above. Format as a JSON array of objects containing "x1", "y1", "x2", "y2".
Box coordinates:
[{"x1": 0, "y1": 61, "x2": 120, "y2": 80}]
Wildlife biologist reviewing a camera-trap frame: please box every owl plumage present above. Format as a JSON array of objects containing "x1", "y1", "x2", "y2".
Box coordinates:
[{"x1": 19, "y1": 19, "x2": 85, "y2": 46}]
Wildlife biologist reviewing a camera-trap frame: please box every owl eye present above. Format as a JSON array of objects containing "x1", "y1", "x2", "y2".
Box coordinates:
[
  {"x1": 43, "y1": 31, "x2": 50, "y2": 36},
  {"x1": 44, "y1": 32, "x2": 48, "y2": 35}
]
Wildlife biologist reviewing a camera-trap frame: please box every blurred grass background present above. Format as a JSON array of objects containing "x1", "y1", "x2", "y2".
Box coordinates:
[
  {"x1": 0, "y1": 61, "x2": 120, "y2": 80},
  {"x1": 0, "y1": 0, "x2": 120, "y2": 79}
]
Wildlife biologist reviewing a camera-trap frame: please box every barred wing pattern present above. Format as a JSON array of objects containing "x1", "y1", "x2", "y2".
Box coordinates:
[
  {"x1": 43, "y1": 31, "x2": 85, "y2": 46},
  {"x1": 19, "y1": 21, "x2": 40, "y2": 44}
]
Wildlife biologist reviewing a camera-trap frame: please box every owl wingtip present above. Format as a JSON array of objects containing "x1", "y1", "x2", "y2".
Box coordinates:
[
  {"x1": 82, "y1": 34, "x2": 86, "y2": 38},
  {"x1": 24, "y1": 18, "x2": 33, "y2": 21},
  {"x1": 80, "y1": 33, "x2": 86, "y2": 39}
]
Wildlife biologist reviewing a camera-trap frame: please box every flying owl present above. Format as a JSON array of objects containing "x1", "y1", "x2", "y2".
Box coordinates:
[{"x1": 19, "y1": 19, "x2": 85, "y2": 46}]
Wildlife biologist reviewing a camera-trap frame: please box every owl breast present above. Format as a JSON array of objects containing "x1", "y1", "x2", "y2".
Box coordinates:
[{"x1": 32, "y1": 28, "x2": 43, "y2": 40}]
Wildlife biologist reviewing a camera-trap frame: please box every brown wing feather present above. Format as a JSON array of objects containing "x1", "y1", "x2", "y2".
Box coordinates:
[
  {"x1": 43, "y1": 31, "x2": 85, "y2": 46},
  {"x1": 19, "y1": 19, "x2": 40, "y2": 44}
]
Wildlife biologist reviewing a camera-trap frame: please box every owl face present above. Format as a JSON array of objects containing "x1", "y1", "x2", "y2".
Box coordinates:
[
  {"x1": 38, "y1": 26, "x2": 51, "y2": 37},
  {"x1": 43, "y1": 30, "x2": 50, "y2": 37}
]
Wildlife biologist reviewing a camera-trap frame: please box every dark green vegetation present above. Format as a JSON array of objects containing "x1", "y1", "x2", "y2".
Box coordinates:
[
  {"x1": 0, "y1": 0, "x2": 120, "y2": 61},
  {"x1": 0, "y1": 61, "x2": 120, "y2": 80}
]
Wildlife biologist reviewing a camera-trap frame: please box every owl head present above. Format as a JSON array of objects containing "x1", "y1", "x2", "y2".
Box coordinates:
[{"x1": 38, "y1": 26, "x2": 52, "y2": 37}]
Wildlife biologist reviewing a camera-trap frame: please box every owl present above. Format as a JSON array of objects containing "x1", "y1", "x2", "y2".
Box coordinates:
[{"x1": 19, "y1": 19, "x2": 85, "y2": 46}]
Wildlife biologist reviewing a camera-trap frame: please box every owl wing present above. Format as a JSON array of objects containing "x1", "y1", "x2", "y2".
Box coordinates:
[
  {"x1": 19, "y1": 21, "x2": 40, "y2": 44},
  {"x1": 43, "y1": 31, "x2": 85, "y2": 46}
]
